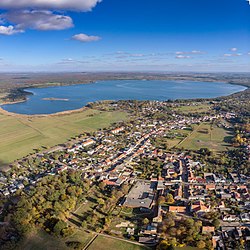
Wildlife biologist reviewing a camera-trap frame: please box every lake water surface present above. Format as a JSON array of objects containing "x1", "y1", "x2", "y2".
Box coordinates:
[{"x1": 1, "y1": 80, "x2": 247, "y2": 115}]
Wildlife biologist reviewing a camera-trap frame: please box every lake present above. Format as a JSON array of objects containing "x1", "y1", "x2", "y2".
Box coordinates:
[{"x1": 1, "y1": 80, "x2": 247, "y2": 115}]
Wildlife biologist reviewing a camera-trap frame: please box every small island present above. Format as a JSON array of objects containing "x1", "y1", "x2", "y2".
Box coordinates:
[{"x1": 42, "y1": 97, "x2": 69, "y2": 101}]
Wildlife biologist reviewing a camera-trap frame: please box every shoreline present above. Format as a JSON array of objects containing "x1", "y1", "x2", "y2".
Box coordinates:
[
  {"x1": 0, "y1": 79, "x2": 248, "y2": 118},
  {"x1": 1, "y1": 99, "x2": 28, "y2": 105},
  {"x1": 0, "y1": 105, "x2": 89, "y2": 118}
]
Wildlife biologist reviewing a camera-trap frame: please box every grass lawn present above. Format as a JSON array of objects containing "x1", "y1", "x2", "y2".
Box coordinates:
[
  {"x1": 165, "y1": 127, "x2": 197, "y2": 149},
  {"x1": 0, "y1": 108, "x2": 127, "y2": 165},
  {"x1": 88, "y1": 235, "x2": 149, "y2": 250},
  {"x1": 175, "y1": 247, "x2": 200, "y2": 250},
  {"x1": 174, "y1": 104, "x2": 210, "y2": 114},
  {"x1": 16, "y1": 230, "x2": 69, "y2": 250},
  {"x1": 167, "y1": 138, "x2": 182, "y2": 148},
  {"x1": 178, "y1": 123, "x2": 233, "y2": 152},
  {"x1": 65, "y1": 229, "x2": 93, "y2": 248},
  {"x1": 17, "y1": 229, "x2": 93, "y2": 250}
]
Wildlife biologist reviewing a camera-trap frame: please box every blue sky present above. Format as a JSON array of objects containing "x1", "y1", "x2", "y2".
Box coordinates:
[{"x1": 0, "y1": 0, "x2": 249, "y2": 72}]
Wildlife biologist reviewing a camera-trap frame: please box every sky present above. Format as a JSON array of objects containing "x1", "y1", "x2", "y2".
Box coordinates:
[{"x1": 0, "y1": 0, "x2": 249, "y2": 72}]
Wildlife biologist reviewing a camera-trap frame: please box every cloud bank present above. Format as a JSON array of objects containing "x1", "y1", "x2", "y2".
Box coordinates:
[
  {"x1": 2, "y1": 10, "x2": 73, "y2": 31},
  {"x1": 0, "y1": 0, "x2": 102, "y2": 35},
  {"x1": 0, "y1": 0, "x2": 102, "y2": 11}
]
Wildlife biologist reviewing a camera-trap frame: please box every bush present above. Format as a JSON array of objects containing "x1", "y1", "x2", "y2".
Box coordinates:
[{"x1": 65, "y1": 241, "x2": 84, "y2": 249}]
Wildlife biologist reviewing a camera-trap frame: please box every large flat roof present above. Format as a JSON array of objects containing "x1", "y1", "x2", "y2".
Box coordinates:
[{"x1": 123, "y1": 180, "x2": 154, "y2": 209}]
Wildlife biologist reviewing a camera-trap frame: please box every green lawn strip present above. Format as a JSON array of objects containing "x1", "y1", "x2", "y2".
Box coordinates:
[{"x1": 88, "y1": 235, "x2": 148, "y2": 250}]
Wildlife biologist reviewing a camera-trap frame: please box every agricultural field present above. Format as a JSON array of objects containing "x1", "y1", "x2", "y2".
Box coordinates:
[
  {"x1": 0, "y1": 109, "x2": 127, "y2": 165},
  {"x1": 178, "y1": 123, "x2": 233, "y2": 152},
  {"x1": 88, "y1": 235, "x2": 149, "y2": 250}
]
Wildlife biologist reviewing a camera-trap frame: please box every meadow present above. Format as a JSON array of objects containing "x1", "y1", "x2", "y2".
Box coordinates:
[
  {"x1": 173, "y1": 104, "x2": 211, "y2": 114},
  {"x1": 88, "y1": 235, "x2": 148, "y2": 250},
  {"x1": 0, "y1": 108, "x2": 127, "y2": 165},
  {"x1": 178, "y1": 123, "x2": 233, "y2": 151}
]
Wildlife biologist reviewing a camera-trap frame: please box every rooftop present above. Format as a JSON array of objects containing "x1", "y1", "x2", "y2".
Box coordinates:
[{"x1": 123, "y1": 180, "x2": 154, "y2": 209}]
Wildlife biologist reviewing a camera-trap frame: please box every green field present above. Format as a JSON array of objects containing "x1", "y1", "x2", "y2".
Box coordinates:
[
  {"x1": 175, "y1": 247, "x2": 200, "y2": 250},
  {"x1": 17, "y1": 229, "x2": 94, "y2": 250},
  {"x1": 88, "y1": 235, "x2": 149, "y2": 250},
  {"x1": 0, "y1": 109, "x2": 127, "y2": 165},
  {"x1": 178, "y1": 123, "x2": 233, "y2": 151},
  {"x1": 174, "y1": 104, "x2": 210, "y2": 114},
  {"x1": 17, "y1": 230, "x2": 69, "y2": 250}
]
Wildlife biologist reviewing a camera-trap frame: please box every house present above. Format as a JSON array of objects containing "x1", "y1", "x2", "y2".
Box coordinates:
[
  {"x1": 157, "y1": 180, "x2": 164, "y2": 190},
  {"x1": 223, "y1": 215, "x2": 240, "y2": 222},
  {"x1": 111, "y1": 127, "x2": 124, "y2": 134},
  {"x1": 16, "y1": 183, "x2": 25, "y2": 189},
  {"x1": 169, "y1": 206, "x2": 186, "y2": 213},
  {"x1": 140, "y1": 224, "x2": 157, "y2": 235},
  {"x1": 202, "y1": 226, "x2": 215, "y2": 234},
  {"x1": 240, "y1": 213, "x2": 250, "y2": 222},
  {"x1": 205, "y1": 184, "x2": 216, "y2": 191},
  {"x1": 82, "y1": 139, "x2": 95, "y2": 147},
  {"x1": 126, "y1": 227, "x2": 135, "y2": 236},
  {"x1": 2, "y1": 189, "x2": 10, "y2": 196},
  {"x1": 191, "y1": 201, "x2": 210, "y2": 215},
  {"x1": 220, "y1": 193, "x2": 232, "y2": 199},
  {"x1": 174, "y1": 185, "x2": 183, "y2": 199},
  {"x1": 139, "y1": 236, "x2": 157, "y2": 244}
]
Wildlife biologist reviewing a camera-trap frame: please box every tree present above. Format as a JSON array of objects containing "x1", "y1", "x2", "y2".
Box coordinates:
[
  {"x1": 143, "y1": 218, "x2": 150, "y2": 225},
  {"x1": 97, "y1": 198, "x2": 105, "y2": 206},
  {"x1": 167, "y1": 245, "x2": 175, "y2": 250},
  {"x1": 212, "y1": 218, "x2": 220, "y2": 229},
  {"x1": 99, "y1": 182, "x2": 106, "y2": 191},
  {"x1": 66, "y1": 241, "x2": 84, "y2": 249},
  {"x1": 196, "y1": 240, "x2": 206, "y2": 249},
  {"x1": 166, "y1": 193, "x2": 174, "y2": 204},
  {"x1": 157, "y1": 240, "x2": 169, "y2": 250},
  {"x1": 53, "y1": 220, "x2": 67, "y2": 236},
  {"x1": 81, "y1": 221, "x2": 87, "y2": 228},
  {"x1": 158, "y1": 196, "x2": 165, "y2": 205},
  {"x1": 184, "y1": 218, "x2": 194, "y2": 228}
]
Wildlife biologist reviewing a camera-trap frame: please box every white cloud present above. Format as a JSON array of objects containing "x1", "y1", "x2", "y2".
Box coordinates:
[
  {"x1": 0, "y1": 1, "x2": 102, "y2": 34},
  {"x1": 176, "y1": 51, "x2": 185, "y2": 55},
  {"x1": 224, "y1": 53, "x2": 242, "y2": 57},
  {"x1": 230, "y1": 47, "x2": 237, "y2": 52},
  {"x1": 0, "y1": 0, "x2": 102, "y2": 11},
  {"x1": 176, "y1": 50, "x2": 204, "y2": 55},
  {"x1": 176, "y1": 55, "x2": 191, "y2": 59},
  {"x1": 2, "y1": 10, "x2": 73, "y2": 31},
  {"x1": 57, "y1": 58, "x2": 89, "y2": 65},
  {"x1": 0, "y1": 25, "x2": 23, "y2": 35},
  {"x1": 191, "y1": 50, "x2": 204, "y2": 54},
  {"x1": 130, "y1": 53, "x2": 145, "y2": 57},
  {"x1": 1, "y1": 10, "x2": 74, "y2": 30},
  {"x1": 72, "y1": 33, "x2": 101, "y2": 42}
]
